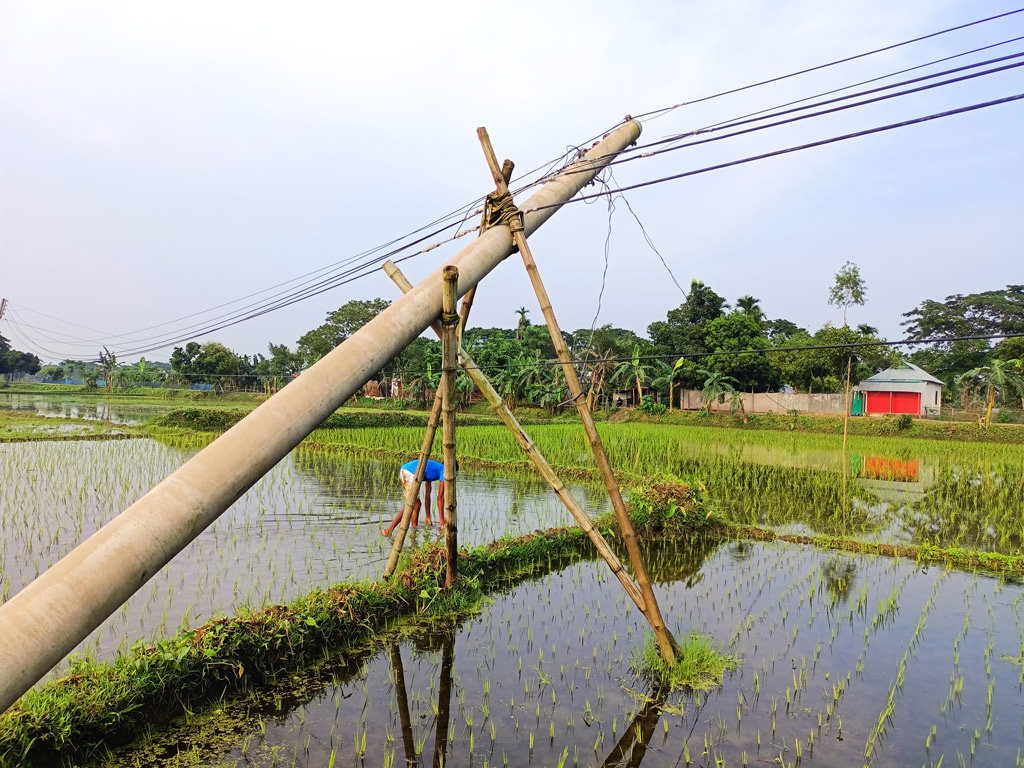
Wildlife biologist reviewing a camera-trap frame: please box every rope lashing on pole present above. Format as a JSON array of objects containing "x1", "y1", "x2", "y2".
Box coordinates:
[{"x1": 484, "y1": 189, "x2": 522, "y2": 229}]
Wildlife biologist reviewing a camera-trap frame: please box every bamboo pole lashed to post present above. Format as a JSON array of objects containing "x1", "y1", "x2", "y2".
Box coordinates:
[
  {"x1": 383, "y1": 260, "x2": 648, "y2": 614},
  {"x1": 383, "y1": 391, "x2": 444, "y2": 578},
  {"x1": 477, "y1": 126, "x2": 679, "y2": 664},
  {"x1": 440, "y1": 265, "x2": 460, "y2": 588}
]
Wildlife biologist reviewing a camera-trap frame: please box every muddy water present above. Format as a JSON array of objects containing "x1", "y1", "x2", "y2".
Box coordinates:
[
  {"x1": 0, "y1": 439, "x2": 606, "y2": 668},
  {"x1": 92, "y1": 539, "x2": 1024, "y2": 768}
]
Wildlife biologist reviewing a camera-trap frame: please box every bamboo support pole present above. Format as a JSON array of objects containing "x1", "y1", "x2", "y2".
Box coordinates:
[
  {"x1": 476, "y1": 127, "x2": 678, "y2": 663},
  {"x1": 441, "y1": 266, "x2": 459, "y2": 587},
  {"x1": 513, "y1": 223, "x2": 677, "y2": 663},
  {"x1": 383, "y1": 260, "x2": 647, "y2": 613},
  {"x1": 383, "y1": 390, "x2": 444, "y2": 578}
]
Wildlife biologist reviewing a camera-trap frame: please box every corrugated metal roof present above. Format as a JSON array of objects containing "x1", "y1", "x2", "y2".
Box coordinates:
[{"x1": 861, "y1": 360, "x2": 943, "y2": 386}]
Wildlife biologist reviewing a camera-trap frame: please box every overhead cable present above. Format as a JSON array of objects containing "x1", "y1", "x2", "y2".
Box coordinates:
[
  {"x1": 631, "y1": 7, "x2": 1024, "y2": 121},
  {"x1": 528, "y1": 93, "x2": 1024, "y2": 212}
]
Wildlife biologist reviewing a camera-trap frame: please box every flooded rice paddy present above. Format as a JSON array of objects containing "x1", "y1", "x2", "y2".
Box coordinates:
[
  {"x1": 0, "y1": 437, "x2": 606, "y2": 668},
  {"x1": 2, "y1": 399, "x2": 1024, "y2": 766},
  {"x1": 313, "y1": 422, "x2": 1024, "y2": 554},
  {"x1": 93, "y1": 540, "x2": 1024, "y2": 768}
]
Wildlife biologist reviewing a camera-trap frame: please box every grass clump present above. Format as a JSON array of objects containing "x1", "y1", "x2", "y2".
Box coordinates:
[
  {"x1": 632, "y1": 632, "x2": 737, "y2": 692},
  {"x1": 627, "y1": 477, "x2": 712, "y2": 534},
  {"x1": 150, "y1": 408, "x2": 248, "y2": 432}
]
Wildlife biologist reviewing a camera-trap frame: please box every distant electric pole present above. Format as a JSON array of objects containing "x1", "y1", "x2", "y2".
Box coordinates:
[{"x1": 0, "y1": 298, "x2": 7, "y2": 320}]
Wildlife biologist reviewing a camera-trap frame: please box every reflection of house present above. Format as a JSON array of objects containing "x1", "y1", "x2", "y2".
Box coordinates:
[
  {"x1": 854, "y1": 361, "x2": 943, "y2": 418},
  {"x1": 853, "y1": 453, "x2": 936, "y2": 503},
  {"x1": 612, "y1": 386, "x2": 659, "y2": 408}
]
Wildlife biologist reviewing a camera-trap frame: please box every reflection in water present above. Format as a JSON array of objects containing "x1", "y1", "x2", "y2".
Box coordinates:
[
  {"x1": 821, "y1": 556, "x2": 858, "y2": 604},
  {"x1": 598, "y1": 690, "x2": 665, "y2": 768},
  {"x1": 0, "y1": 392, "x2": 173, "y2": 425},
  {"x1": 389, "y1": 622, "x2": 456, "y2": 768}
]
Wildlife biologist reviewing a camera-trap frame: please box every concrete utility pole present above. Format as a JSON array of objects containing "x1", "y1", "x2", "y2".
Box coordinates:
[{"x1": 0, "y1": 119, "x2": 641, "y2": 714}]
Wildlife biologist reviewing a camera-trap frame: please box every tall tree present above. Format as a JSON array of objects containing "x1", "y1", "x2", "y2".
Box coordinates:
[
  {"x1": 903, "y1": 285, "x2": 1024, "y2": 384},
  {"x1": 296, "y1": 298, "x2": 391, "y2": 367},
  {"x1": 702, "y1": 311, "x2": 779, "y2": 392},
  {"x1": 648, "y1": 280, "x2": 728, "y2": 386},
  {"x1": 515, "y1": 307, "x2": 530, "y2": 340},
  {"x1": 170, "y1": 341, "x2": 254, "y2": 391},
  {"x1": 828, "y1": 261, "x2": 867, "y2": 326},
  {"x1": 736, "y1": 295, "x2": 764, "y2": 322}
]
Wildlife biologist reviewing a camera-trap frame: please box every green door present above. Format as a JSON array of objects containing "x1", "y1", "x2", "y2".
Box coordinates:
[{"x1": 851, "y1": 391, "x2": 863, "y2": 416}]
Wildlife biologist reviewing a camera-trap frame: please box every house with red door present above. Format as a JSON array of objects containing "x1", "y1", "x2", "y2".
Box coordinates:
[{"x1": 854, "y1": 361, "x2": 943, "y2": 418}]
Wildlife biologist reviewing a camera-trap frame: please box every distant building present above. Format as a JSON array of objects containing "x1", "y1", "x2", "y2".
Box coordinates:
[
  {"x1": 854, "y1": 361, "x2": 943, "y2": 418},
  {"x1": 612, "y1": 386, "x2": 659, "y2": 408}
]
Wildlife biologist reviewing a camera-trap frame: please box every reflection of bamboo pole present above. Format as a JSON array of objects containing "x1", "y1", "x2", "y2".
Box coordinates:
[
  {"x1": 441, "y1": 266, "x2": 459, "y2": 588},
  {"x1": 384, "y1": 391, "x2": 443, "y2": 578},
  {"x1": 477, "y1": 127, "x2": 677, "y2": 662},
  {"x1": 390, "y1": 644, "x2": 418, "y2": 765},
  {"x1": 432, "y1": 632, "x2": 455, "y2": 768},
  {"x1": 384, "y1": 261, "x2": 647, "y2": 614},
  {"x1": 843, "y1": 357, "x2": 852, "y2": 456},
  {"x1": 599, "y1": 690, "x2": 665, "y2": 768}
]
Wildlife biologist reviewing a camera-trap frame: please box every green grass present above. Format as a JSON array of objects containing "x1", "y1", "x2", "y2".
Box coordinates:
[{"x1": 631, "y1": 632, "x2": 738, "y2": 692}]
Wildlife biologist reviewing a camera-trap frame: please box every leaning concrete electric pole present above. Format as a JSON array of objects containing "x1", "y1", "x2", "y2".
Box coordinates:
[{"x1": 0, "y1": 119, "x2": 642, "y2": 713}]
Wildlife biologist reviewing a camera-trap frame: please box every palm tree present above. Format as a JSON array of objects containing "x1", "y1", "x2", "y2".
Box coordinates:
[
  {"x1": 610, "y1": 344, "x2": 652, "y2": 407},
  {"x1": 736, "y1": 295, "x2": 764, "y2": 322},
  {"x1": 515, "y1": 307, "x2": 530, "y2": 340},
  {"x1": 958, "y1": 360, "x2": 1024, "y2": 427}
]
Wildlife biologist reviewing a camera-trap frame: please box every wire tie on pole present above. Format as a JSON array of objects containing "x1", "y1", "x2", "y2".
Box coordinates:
[{"x1": 440, "y1": 312, "x2": 461, "y2": 326}]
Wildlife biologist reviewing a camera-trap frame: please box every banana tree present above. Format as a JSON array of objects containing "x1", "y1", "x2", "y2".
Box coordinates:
[
  {"x1": 693, "y1": 367, "x2": 746, "y2": 422},
  {"x1": 958, "y1": 359, "x2": 1024, "y2": 427},
  {"x1": 610, "y1": 344, "x2": 653, "y2": 408},
  {"x1": 585, "y1": 348, "x2": 616, "y2": 409}
]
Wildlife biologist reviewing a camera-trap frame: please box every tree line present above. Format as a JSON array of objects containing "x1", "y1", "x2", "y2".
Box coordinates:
[{"x1": 14, "y1": 267, "x2": 1024, "y2": 411}]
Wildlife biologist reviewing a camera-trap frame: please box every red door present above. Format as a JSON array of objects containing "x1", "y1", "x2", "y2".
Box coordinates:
[
  {"x1": 890, "y1": 392, "x2": 920, "y2": 415},
  {"x1": 864, "y1": 391, "x2": 889, "y2": 414},
  {"x1": 864, "y1": 391, "x2": 921, "y2": 414}
]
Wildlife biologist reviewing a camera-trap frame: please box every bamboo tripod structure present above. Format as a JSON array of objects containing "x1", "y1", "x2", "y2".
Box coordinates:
[
  {"x1": 478, "y1": 128, "x2": 679, "y2": 663},
  {"x1": 383, "y1": 262, "x2": 648, "y2": 614},
  {"x1": 379, "y1": 129, "x2": 680, "y2": 663}
]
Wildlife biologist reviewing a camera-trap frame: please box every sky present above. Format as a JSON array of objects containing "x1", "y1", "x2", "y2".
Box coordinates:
[{"x1": 1, "y1": 1, "x2": 1022, "y2": 364}]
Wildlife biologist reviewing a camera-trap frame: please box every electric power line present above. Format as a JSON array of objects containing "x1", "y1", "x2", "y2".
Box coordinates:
[
  {"x1": 631, "y1": 7, "x2": 1024, "y2": 121},
  {"x1": 527, "y1": 93, "x2": 1024, "y2": 213}
]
